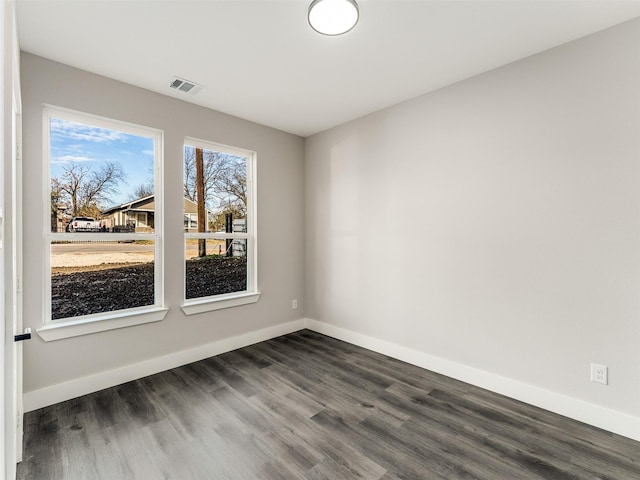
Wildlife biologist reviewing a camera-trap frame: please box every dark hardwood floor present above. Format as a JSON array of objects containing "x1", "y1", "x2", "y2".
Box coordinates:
[{"x1": 17, "y1": 330, "x2": 640, "y2": 479}]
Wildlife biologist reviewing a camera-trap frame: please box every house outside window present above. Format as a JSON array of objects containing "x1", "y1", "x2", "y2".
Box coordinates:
[
  {"x1": 181, "y1": 138, "x2": 260, "y2": 314},
  {"x1": 41, "y1": 106, "x2": 166, "y2": 339}
]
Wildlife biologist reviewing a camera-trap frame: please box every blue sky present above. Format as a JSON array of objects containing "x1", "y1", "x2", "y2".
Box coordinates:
[{"x1": 50, "y1": 118, "x2": 154, "y2": 208}]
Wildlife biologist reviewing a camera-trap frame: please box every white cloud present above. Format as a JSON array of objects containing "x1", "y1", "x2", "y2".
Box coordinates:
[
  {"x1": 142, "y1": 150, "x2": 154, "y2": 156},
  {"x1": 65, "y1": 144, "x2": 84, "y2": 151},
  {"x1": 50, "y1": 118, "x2": 127, "y2": 143},
  {"x1": 51, "y1": 155, "x2": 94, "y2": 164}
]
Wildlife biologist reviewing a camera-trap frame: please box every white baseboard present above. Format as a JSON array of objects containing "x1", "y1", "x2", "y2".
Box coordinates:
[
  {"x1": 304, "y1": 318, "x2": 640, "y2": 442},
  {"x1": 24, "y1": 317, "x2": 640, "y2": 442},
  {"x1": 24, "y1": 319, "x2": 307, "y2": 412}
]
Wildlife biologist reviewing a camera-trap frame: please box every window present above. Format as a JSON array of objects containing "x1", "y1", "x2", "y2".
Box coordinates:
[
  {"x1": 184, "y1": 213, "x2": 198, "y2": 230},
  {"x1": 182, "y1": 138, "x2": 259, "y2": 314},
  {"x1": 40, "y1": 106, "x2": 166, "y2": 340}
]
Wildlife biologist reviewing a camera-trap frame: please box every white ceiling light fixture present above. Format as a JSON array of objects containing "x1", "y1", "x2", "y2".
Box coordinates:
[{"x1": 308, "y1": 0, "x2": 359, "y2": 36}]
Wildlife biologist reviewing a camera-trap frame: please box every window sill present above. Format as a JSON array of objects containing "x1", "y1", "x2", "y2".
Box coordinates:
[
  {"x1": 181, "y1": 292, "x2": 261, "y2": 316},
  {"x1": 36, "y1": 307, "x2": 169, "y2": 342}
]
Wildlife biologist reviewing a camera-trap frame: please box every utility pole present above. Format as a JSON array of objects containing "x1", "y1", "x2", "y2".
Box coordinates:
[
  {"x1": 225, "y1": 212, "x2": 233, "y2": 257},
  {"x1": 196, "y1": 147, "x2": 206, "y2": 257}
]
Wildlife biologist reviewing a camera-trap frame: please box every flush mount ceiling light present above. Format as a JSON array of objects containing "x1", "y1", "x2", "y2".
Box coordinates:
[{"x1": 308, "y1": 0, "x2": 359, "y2": 36}]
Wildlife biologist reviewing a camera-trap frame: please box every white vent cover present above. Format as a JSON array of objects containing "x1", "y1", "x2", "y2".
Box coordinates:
[{"x1": 168, "y1": 77, "x2": 203, "y2": 96}]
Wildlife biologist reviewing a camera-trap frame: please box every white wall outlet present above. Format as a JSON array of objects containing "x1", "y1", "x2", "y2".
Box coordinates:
[
  {"x1": 591, "y1": 363, "x2": 608, "y2": 385},
  {"x1": 292, "y1": 299, "x2": 298, "y2": 309}
]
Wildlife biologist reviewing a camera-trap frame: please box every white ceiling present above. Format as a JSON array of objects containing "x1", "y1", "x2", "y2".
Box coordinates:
[{"x1": 16, "y1": 1, "x2": 640, "y2": 137}]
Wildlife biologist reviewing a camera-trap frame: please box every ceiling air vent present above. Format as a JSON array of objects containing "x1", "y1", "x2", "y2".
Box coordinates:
[{"x1": 168, "y1": 77, "x2": 203, "y2": 96}]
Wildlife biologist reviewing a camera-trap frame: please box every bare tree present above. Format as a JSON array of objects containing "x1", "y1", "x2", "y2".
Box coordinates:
[
  {"x1": 213, "y1": 159, "x2": 247, "y2": 217},
  {"x1": 50, "y1": 179, "x2": 64, "y2": 231},
  {"x1": 184, "y1": 147, "x2": 226, "y2": 205},
  {"x1": 184, "y1": 148, "x2": 249, "y2": 257},
  {"x1": 210, "y1": 203, "x2": 245, "y2": 233},
  {"x1": 184, "y1": 147, "x2": 247, "y2": 215},
  {"x1": 53, "y1": 161, "x2": 125, "y2": 217},
  {"x1": 131, "y1": 182, "x2": 154, "y2": 200}
]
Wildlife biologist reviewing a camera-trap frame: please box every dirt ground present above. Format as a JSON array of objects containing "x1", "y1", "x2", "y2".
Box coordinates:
[
  {"x1": 51, "y1": 256, "x2": 247, "y2": 320},
  {"x1": 51, "y1": 251, "x2": 154, "y2": 273}
]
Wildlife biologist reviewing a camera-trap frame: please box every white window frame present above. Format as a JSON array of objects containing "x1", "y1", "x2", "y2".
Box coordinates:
[
  {"x1": 37, "y1": 106, "x2": 167, "y2": 341},
  {"x1": 184, "y1": 213, "x2": 198, "y2": 230},
  {"x1": 181, "y1": 137, "x2": 260, "y2": 315}
]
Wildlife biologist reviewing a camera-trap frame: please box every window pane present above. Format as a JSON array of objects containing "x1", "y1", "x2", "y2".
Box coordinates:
[
  {"x1": 51, "y1": 240, "x2": 155, "y2": 320},
  {"x1": 50, "y1": 117, "x2": 155, "y2": 234},
  {"x1": 185, "y1": 238, "x2": 247, "y2": 299},
  {"x1": 183, "y1": 145, "x2": 247, "y2": 234}
]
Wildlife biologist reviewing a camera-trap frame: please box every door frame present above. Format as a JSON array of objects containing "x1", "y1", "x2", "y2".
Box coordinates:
[
  {"x1": 3, "y1": 2, "x2": 23, "y2": 478},
  {"x1": 12, "y1": 85, "x2": 23, "y2": 466}
]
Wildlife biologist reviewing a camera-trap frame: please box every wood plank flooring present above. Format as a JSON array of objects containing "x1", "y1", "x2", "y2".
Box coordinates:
[{"x1": 17, "y1": 330, "x2": 640, "y2": 479}]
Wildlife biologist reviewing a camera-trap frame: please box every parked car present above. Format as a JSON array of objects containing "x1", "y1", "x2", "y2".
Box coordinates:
[{"x1": 66, "y1": 216, "x2": 101, "y2": 232}]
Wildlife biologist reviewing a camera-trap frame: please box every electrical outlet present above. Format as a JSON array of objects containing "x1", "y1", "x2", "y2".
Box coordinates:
[
  {"x1": 292, "y1": 299, "x2": 298, "y2": 310},
  {"x1": 591, "y1": 363, "x2": 608, "y2": 385}
]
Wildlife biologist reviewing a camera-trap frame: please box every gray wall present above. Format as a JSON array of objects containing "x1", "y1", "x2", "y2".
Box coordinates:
[
  {"x1": 305, "y1": 19, "x2": 640, "y2": 416},
  {"x1": 21, "y1": 53, "x2": 305, "y2": 393}
]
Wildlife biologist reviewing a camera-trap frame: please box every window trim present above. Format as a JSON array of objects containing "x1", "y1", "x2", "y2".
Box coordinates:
[
  {"x1": 182, "y1": 137, "x2": 259, "y2": 314},
  {"x1": 36, "y1": 307, "x2": 169, "y2": 342},
  {"x1": 41, "y1": 106, "x2": 165, "y2": 338},
  {"x1": 180, "y1": 293, "x2": 261, "y2": 316}
]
